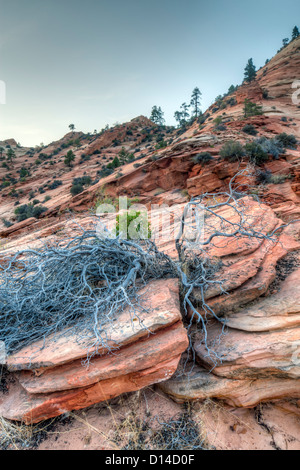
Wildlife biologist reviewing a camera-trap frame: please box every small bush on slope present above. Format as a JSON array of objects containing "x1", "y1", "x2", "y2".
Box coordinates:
[
  {"x1": 276, "y1": 133, "x2": 297, "y2": 149},
  {"x1": 220, "y1": 141, "x2": 245, "y2": 161},
  {"x1": 242, "y1": 124, "x2": 258, "y2": 136},
  {"x1": 14, "y1": 204, "x2": 47, "y2": 222},
  {"x1": 193, "y1": 152, "x2": 213, "y2": 164}
]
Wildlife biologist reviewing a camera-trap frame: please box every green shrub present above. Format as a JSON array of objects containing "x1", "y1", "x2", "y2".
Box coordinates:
[
  {"x1": 116, "y1": 212, "x2": 151, "y2": 240},
  {"x1": 269, "y1": 174, "x2": 288, "y2": 184},
  {"x1": 14, "y1": 204, "x2": 47, "y2": 222},
  {"x1": 244, "y1": 99, "x2": 263, "y2": 118},
  {"x1": 70, "y1": 184, "x2": 83, "y2": 196},
  {"x1": 257, "y1": 170, "x2": 272, "y2": 185},
  {"x1": 48, "y1": 180, "x2": 63, "y2": 190},
  {"x1": 213, "y1": 116, "x2": 222, "y2": 126},
  {"x1": 70, "y1": 176, "x2": 92, "y2": 196},
  {"x1": 19, "y1": 167, "x2": 30, "y2": 178},
  {"x1": 72, "y1": 176, "x2": 92, "y2": 187},
  {"x1": 193, "y1": 152, "x2": 213, "y2": 164},
  {"x1": 64, "y1": 150, "x2": 75, "y2": 167},
  {"x1": 242, "y1": 124, "x2": 258, "y2": 136},
  {"x1": 97, "y1": 167, "x2": 114, "y2": 178},
  {"x1": 214, "y1": 124, "x2": 227, "y2": 131},
  {"x1": 107, "y1": 157, "x2": 121, "y2": 169},
  {"x1": 155, "y1": 140, "x2": 167, "y2": 149},
  {"x1": 244, "y1": 141, "x2": 269, "y2": 165},
  {"x1": 275, "y1": 133, "x2": 297, "y2": 149},
  {"x1": 2, "y1": 218, "x2": 13, "y2": 228},
  {"x1": 118, "y1": 147, "x2": 135, "y2": 165},
  {"x1": 220, "y1": 141, "x2": 245, "y2": 161},
  {"x1": 256, "y1": 137, "x2": 284, "y2": 159}
]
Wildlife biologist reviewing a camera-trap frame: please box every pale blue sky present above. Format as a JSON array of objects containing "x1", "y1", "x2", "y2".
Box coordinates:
[{"x1": 0, "y1": 0, "x2": 300, "y2": 146}]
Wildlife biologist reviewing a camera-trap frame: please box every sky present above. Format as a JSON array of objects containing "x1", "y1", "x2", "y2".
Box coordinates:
[{"x1": 0, "y1": 0, "x2": 300, "y2": 147}]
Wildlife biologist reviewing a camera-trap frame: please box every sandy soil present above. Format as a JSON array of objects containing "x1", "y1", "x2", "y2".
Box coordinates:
[{"x1": 32, "y1": 388, "x2": 300, "y2": 451}]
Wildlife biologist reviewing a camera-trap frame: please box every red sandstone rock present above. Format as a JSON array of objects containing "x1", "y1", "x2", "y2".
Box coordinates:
[
  {"x1": 0, "y1": 279, "x2": 189, "y2": 424},
  {"x1": 0, "y1": 356, "x2": 182, "y2": 424},
  {"x1": 235, "y1": 82, "x2": 263, "y2": 105},
  {"x1": 17, "y1": 322, "x2": 188, "y2": 394},
  {"x1": 225, "y1": 266, "x2": 300, "y2": 332},
  {"x1": 5, "y1": 279, "x2": 181, "y2": 371},
  {"x1": 195, "y1": 321, "x2": 300, "y2": 380},
  {"x1": 195, "y1": 230, "x2": 300, "y2": 316}
]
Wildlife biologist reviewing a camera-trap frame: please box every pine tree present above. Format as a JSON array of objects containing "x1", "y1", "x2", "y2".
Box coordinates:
[
  {"x1": 227, "y1": 85, "x2": 237, "y2": 95},
  {"x1": 244, "y1": 99, "x2": 263, "y2": 118},
  {"x1": 292, "y1": 26, "x2": 300, "y2": 40},
  {"x1": 180, "y1": 102, "x2": 190, "y2": 124},
  {"x1": 174, "y1": 110, "x2": 183, "y2": 127},
  {"x1": 244, "y1": 58, "x2": 257, "y2": 83},
  {"x1": 64, "y1": 150, "x2": 75, "y2": 167},
  {"x1": 6, "y1": 148, "x2": 15, "y2": 163},
  {"x1": 190, "y1": 87, "x2": 202, "y2": 118},
  {"x1": 150, "y1": 106, "x2": 165, "y2": 126},
  {"x1": 174, "y1": 103, "x2": 190, "y2": 127},
  {"x1": 118, "y1": 147, "x2": 134, "y2": 165},
  {"x1": 282, "y1": 38, "x2": 290, "y2": 48}
]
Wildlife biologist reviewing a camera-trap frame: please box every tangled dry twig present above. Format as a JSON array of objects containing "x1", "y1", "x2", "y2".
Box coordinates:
[{"x1": 0, "y1": 169, "x2": 294, "y2": 364}]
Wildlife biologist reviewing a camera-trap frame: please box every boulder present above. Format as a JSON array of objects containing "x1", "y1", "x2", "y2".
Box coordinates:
[
  {"x1": 16, "y1": 322, "x2": 188, "y2": 394},
  {"x1": 159, "y1": 365, "x2": 300, "y2": 408},
  {"x1": 195, "y1": 321, "x2": 300, "y2": 380},
  {"x1": 1, "y1": 355, "x2": 182, "y2": 424},
  {"x1": 225, "y1": 267, "x2": 300, "y2": 332},
  {"x1": 0, "y1": 279, "x2": 189, "y2": 423},
  {"x1": 193, "y1": 230, "x2": 300, "y2": 316},
  {"x1": 5, "y1": 278, "x2": 182, "y2": 371}
]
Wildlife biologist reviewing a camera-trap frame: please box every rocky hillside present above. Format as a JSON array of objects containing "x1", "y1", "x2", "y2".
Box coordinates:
[{"x1": 1, "y1": 36, "x2": 300, "y2": 449}]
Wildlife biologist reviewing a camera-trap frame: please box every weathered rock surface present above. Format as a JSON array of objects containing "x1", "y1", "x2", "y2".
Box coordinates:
[
  {"x1": 195, "y1": 321, "x2": 300, "y2": 380},
  {"x1": 159, "y1": 365, "x2": 300, "y2": 408},
  {"x1": 17, "y1": 322, "x2": 187, "y2": 394},
  {"x1": 1, "y1": 356, "x2": 182, "y2": 424},
  {"x1": 0, "y1": 279, "x2": 189, "y2": 423},
  {"x1": 225, "y1": 267, "x2": 300, "y2": 332},
  {"x1": 4, "y1": 278, "x2": 182, "y2": 371},
  {"x1": 1, "y1": 38, "x2": 300, "y2": 429}
]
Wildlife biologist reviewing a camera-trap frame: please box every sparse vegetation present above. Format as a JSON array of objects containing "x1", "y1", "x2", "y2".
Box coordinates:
[
  {"x1": 70, "y1": 176, "x2": 92, "y2": 196},
  {"x1": 14, "y1": 203, "x2": 47, "y2": 222},
  {"x1": 220, "y1": 140, "x2": 245, "y2": 161},
  {"x1": 275, "y1": 132, "x2": 297, "y2": 149},
  {"x1": 64, "y1": 150, "x2": 75, "y2": 167},
  {"x1": 244, "y1": 58, "x2": 257, "y2": 83},
  {"x1": 48, "y1": 180, "x2": 63, "y2": 190},
  {"x1": 244, "y1": 141, "x2": 269, "y2": 165},
  {"x1": 244, "y1": 99, "x2": 263, "y2": 118},
  {"x1": 242, "y1": 124, "x2": 258, "y2": 136},
  {"x1": 193, "y1": 152, "x2": 213, "y2": 164}
]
